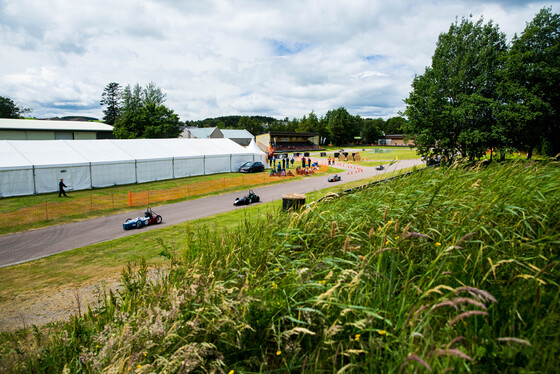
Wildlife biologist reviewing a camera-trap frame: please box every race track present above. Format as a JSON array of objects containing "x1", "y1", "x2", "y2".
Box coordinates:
[{"x1": 0, "y1": 159, "x2": 423, "y2": 267}]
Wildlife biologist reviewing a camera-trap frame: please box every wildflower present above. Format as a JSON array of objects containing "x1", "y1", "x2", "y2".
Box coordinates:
[
  {"x1": 274, "y1": 268, "x2": 279, "y2": 272},
  {"x1": 385, "y1": 240, "x2": 390, "y2": 245},
  {"x1": 435, "y1": 242, "x2": 442, "y2": 247},
  {"x1": 395, "y1": 236, "x2": 400, "y2": 240},
  {"x1": 377, "y1": 227, "x2": 382, "y2": 231},
  {"x1": 378, "y1": 330, "x2": 386, "y2": 335},
  {"x1": 137, "y1": 364, "x2": 142, "y2": 369},
  {"x1": 143, "y1": 352, "x2": 147, "y2": 357},
  {"x1": 388, "y1": 220, "x2": 393, "y2": 224},
  {"x1": 355, "y1": 334, "x2": 361, "y2": 341},
  {"x1": 318, "y1": 280, "x2": 326, "y2": 285},
  {"x1": 229, "y1": 371, "x2": 235, "y2": 374},
  {"x1": 276, "y1": 350, "x2": 282, "y2": 356},
  {"x1": 272, "y1": 282, "x2": 278, "y2": 289},
  {"x1": 96, "y1": 344, "x2": 99, "y2": 349}
]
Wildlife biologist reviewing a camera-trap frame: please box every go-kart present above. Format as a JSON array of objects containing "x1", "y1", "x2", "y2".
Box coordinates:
[
  {"x1": 376, "y1": 164, "x2": 385, "y2": 170},
  {"x1": 328, "y1": 174, "x2": 341, "y2": 182},
  {"x1": 234, "y1": 190, "x2": 260, "y2": 206},
  {"x1": 123, "y1": 207, "x2": 163, "y2": 230}
]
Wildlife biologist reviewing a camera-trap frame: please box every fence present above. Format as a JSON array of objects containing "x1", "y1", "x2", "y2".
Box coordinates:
[{"x1": 1, "y1": 165, "x2": 328, "y2": 229}]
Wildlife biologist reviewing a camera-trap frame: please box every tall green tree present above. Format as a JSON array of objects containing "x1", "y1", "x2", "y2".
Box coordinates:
[
  {"x1": 500, "y1": 8, "x2": 560, "y2": 158},
  {"x1": 325, "y1": 107, "x2": 352, "y2": 146},
  {"x1": 113, "y1": 83, "x2": 181, "y2": 138},
  {"x1": 100, "y1": 82, "x2": 122, "y2": 126},
  {"x1": 404, "y1": 17, "x2": 507, "y2": 160},
  {"x1": 0, "y1": 96, "x2": 31, "y2": 118},
  {"x1": 361, "y1": 118, "x2": 383, "y2": 144},
  {"x1": 384, "y1": 116, "x2": 406, "y2": 134}
]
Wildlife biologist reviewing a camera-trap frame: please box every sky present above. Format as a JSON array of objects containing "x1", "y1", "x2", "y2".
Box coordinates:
[{"x1": 1, "y1": 0, "x2": 558, "y2": 122}]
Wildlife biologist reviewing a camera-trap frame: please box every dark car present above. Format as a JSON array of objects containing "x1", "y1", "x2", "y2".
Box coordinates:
[{"x1": 239, "y1": 161, "x2": 265, "y2": 173}]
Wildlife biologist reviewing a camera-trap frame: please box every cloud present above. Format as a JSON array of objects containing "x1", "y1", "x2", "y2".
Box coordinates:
[{"x1": 1, "y1": 0, "x2": 558, "y2": 121}]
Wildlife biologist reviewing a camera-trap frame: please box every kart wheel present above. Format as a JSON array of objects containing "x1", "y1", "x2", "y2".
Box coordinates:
[
  {"x1": 155, "y1": 215, "x2": 162, "y2": 224},
  {"x1": 136, "y1": 220, "x2": 142, "y2": 229},
  {"x1": 255, "y1": 196, "x2": 260, "y2": 202}
]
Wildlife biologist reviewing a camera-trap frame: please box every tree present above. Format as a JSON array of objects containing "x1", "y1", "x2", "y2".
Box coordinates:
[
  {"x1": 113, "y1": 83, "x2": 181, "y2": 139},
  {"x1": 325, "y1": 107, "x2": 352, "y2": 146},
  {"x1": 100, "y1": 82, "x2": 122, "y2": 126},
  {"x1": 361, "y1": 118, "x2": 383, "y2": 144},
  {"x1": 500, "y1": 8, "x2": 560, "y2": 158},
  {"x1": 384, "y1": 116, "x2": 406, "y2": 134},
  {"x1": 0, "y1": 96, "x2": 31, "y2": 118},
  {"x1": 403, "y1": 16, "x2": 507, "y2": 160}
]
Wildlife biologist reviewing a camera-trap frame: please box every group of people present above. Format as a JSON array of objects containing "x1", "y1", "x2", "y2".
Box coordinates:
[{"x1": 327, "y1": 156, "x2": 337, "y2": 165}]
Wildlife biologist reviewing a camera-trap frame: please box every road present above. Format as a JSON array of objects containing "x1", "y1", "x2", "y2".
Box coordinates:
[{"x1": 0, "y1": 159, "x2": 423, "y2": 267}]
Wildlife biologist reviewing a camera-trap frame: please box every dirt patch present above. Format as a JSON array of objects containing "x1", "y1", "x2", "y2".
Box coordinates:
[{"x1": 0, "y1": 277, "x2": 122, "y2": 331}]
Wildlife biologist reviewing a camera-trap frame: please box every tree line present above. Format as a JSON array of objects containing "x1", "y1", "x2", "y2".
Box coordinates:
[{"x1": 403, "y1": 7, "x2": 560, "y2": 160}]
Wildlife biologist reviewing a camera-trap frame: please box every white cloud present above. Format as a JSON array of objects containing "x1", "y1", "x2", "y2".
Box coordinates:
[{"x1": 1, "y1": 0, "x2": 558, "y2": 120}]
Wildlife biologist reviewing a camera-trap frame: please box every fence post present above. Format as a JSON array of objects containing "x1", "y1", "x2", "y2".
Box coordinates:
[
  {"x1": 45, "y1": 201, "x2": 48, "y2": 220},
  {"x1": 128, "y1": 191, "x2": 132, "y2": 207}
]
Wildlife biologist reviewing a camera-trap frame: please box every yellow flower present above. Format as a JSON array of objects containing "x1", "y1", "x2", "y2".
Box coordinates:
[
  {"x1": 388, "y1": 220, "x2": 393, "y2": 224},
  {"x1": 377, "y1": 330, "x2": 386, "y2": 335},
  {"x1": 395, "y1": 235, "x2": 400, "y2": 240},
  {"x1": 385, "y1": 240, "x2": 390, "y2": 245},
  {"x1": 272, "y1": 282, "x2": 278, "y2": 289},
  {"x1": 318, "y1": 280, "x2": 326, "y2": 285},
  {"x1": 137, "y1": 364, "x2": 142, "y2": 369},
  {"x1": 435, "y1": 242, "x2": 442, "y2": 247},
  {"x1": 276, "y1": 350, "x2": 282, "y2": 356},
  {"x1": 229, "y1": 371, "x2": 235, "y2": 374},
  {"x1": 143, "y1": 352, "x2": 147, "y2": 357},
  {"x1": 355, "y1": 334, "x2": 361, "y2": 341},
  {"x1": 377, "y1": 227, "x2": 382, "y2": 231},
  {"x1": 274, "y1": 268, "x2": 279, "y2": 272}
]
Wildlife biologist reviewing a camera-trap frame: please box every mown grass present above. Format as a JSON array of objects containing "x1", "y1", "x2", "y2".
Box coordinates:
[{"x1": 1, "y1": 160, "x2": 558, "y2": 373}]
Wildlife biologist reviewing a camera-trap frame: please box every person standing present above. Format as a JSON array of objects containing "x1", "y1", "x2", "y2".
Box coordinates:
[
  {"x1": 301, "y1": 156, "x2": 306, "y2": 168},
  {"x1": 58, "y1": 178, "x2": 67, "y2": 197},
  {"x1": 290, "y1": 158, "x2": 294, "y2": 168},
  {"x1": 282, "y1": 158, "x2": 286, "y2": 169}
]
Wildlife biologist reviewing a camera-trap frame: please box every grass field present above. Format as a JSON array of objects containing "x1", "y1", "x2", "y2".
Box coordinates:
[{"x1": 1, "y1": 160, "x2": 558, "y2": 373}]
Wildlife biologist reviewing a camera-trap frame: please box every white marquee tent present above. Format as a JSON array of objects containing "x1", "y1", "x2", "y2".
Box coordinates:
[{"x1": 0, "y1": 138, "x2": 266, "y2": 197}]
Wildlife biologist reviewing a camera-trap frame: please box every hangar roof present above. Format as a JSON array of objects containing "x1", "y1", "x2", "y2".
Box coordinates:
[{"x1": 0, "y1": 118, "x2": 114, "y2": 132}]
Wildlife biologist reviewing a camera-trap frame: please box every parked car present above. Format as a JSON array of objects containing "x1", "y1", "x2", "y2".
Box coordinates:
[{"x1": 239, "y1": 161, "x2": 265, "y2": 173}]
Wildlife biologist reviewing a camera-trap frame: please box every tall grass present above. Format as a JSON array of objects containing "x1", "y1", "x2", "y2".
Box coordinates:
[{"x1": 1, "y1": 160, "x2": 559, "y2": 373}]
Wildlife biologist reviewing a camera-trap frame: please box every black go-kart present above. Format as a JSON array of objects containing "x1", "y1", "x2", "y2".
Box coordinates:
[
  {"x1": 328, "y1": 174, "x2": 341, "y2": 182},
  {"x1": 376, "y1": 164, "x2": 385, "y2": 170},
  {"x1": 234, "y1": 190, "x2": 260, "y2": 206}
]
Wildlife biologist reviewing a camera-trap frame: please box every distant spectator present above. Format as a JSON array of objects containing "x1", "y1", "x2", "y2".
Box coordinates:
[{"x1": 58, "y1": 178, "x2": 67, "y2": 197}]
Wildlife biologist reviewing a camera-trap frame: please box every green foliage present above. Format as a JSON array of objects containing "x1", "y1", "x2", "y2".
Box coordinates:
[
  {"x1": 112, "y1": 83, "x2": 181, "y2": 138},
  {"x1": 500, "y1": 7, "x2": 560, "y2": 158},
  {"x1": 404, "y1": 16, "x2": 507, "y2": 161},
  {"x1": 0, "y1": 96, "x2": 31, "y2": 118},
  {"x1": 100, "y1": 82, "x2": 122, "y2": 126},
  {"x1": 2, "y1": 161, "x2": 559, "y2": 372}
]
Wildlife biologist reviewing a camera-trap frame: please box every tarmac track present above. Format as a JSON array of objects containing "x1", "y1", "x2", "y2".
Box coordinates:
[{"x1": 0, "y1": 159, "x2": 423, "y2": 267}]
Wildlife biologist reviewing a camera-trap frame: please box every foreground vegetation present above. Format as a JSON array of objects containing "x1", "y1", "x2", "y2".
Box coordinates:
[{"x1": 1, "y1": 160, "x2": 558, "y2": 372}]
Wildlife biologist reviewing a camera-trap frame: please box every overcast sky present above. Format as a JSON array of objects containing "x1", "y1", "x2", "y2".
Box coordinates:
[{"x1": 1, "y1": 1, "x2": 558, "y2": 122}]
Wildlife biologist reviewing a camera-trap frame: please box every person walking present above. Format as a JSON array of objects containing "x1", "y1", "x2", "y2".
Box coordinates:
[{"x1": 58, "y1": 178, "x2": 67, "y2": 197}]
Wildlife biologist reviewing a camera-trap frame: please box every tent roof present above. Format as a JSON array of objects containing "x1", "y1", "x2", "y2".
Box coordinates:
[
  {"x1": 0, "y1": 140, "x2": 33, "y2": 171},
  {"x1": 7, "y1": 140, "x2": 90, "y2": 168},
  {"x1": 66, "y1": 139, "x2": 136, "y2": 164},
  {"x1": 106, "y1": 139, "x2": 172, "y2": 162},
  {"x1": 0, "y1": 118, "x2": 114, "y2": 132},
  {"x1": 246, "y1": 138, "x2": 266, "y2": 154}
]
